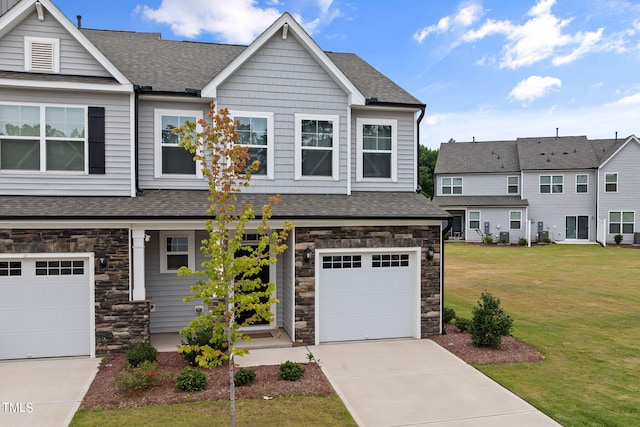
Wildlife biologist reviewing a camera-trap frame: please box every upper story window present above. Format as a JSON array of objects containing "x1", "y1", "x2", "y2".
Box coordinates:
[
  {"x1": 159, "y1": 231, "x2": 195, "y2": 273},
  {"x1": 609, "y1": 211, "x2": 634, "y2": 234},
  {"x1": 232, "y1": 111, "x2": 274, "y2": 179},
  {"x1": 0, "y1": 103, "x2": 86, "y2": 172},
  {"x1": 540, "y1": 175, "x2": 563, "y2": 194},
  {"x1": 508, "y1": 176, "x2": 519, "y2": 194},
  {"x1": 154, "y1": 109, "x2": 202, "y2": 178},
  {"x1": 576, "y1": 174, "x2": 588, "y2": 193},
  {"x1": 24, "y1": 36, "x2": 60, "y2": 73},
  {"x1": 605, "y1": 173, "x2": 618, "y2": 192},
  {"x1": 295, "y1": 114, "x2": 339, "y2": 180},
  {"x1": 442, "y1": 177, "x2": 462, "y2": 195},
  {"x1": 356, "y1": 118, "x2": 397, "y2": 181},
  {"x1": 510, "y1": 211, "x2": 522, "y2": 230},
  {"x1": 469, "y1": 211, "x2": 480, "y2": 229}
]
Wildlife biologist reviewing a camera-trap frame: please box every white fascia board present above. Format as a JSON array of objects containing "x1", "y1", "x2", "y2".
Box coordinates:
[
  {"x1": 599, "y1": 134, "x2": 640, "y2": 169},
  {"x1": 0, "y1": 78, "x2": 133, "y2": 93},
  {"x1": 201, "y1": 13, "x2": 365, "y2": 106}
]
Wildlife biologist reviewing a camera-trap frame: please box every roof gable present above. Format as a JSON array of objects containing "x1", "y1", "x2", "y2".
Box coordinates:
[
  {"x1": 0, "y1": 0, "x2": 130, "y2": 87},
  {"x1": 201, "y1": 12, "x2": 365, "y2": 105},
  {"x1": 599, "y1": 134, "x2": 640, "y2": 168}
]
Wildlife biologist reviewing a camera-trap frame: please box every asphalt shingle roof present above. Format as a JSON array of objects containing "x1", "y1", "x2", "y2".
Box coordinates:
[
  {"x1": 431, "y1": 196, "x2": 528, "y2": 208},
  {"x1": 434, "y1": 140, "x2": 519, "y2": 174},
  {"x1": 516, "y1": 136, "x2": 599, "y2": 170},
  {"x1": 0, "y1": 191, "x2": 448, "y2": 220}
]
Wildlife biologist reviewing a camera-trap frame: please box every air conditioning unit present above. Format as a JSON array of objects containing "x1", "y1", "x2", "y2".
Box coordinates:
[
  {"x1": 634, "y1": 232, "x2": 640, "y2": 245},
  {"x1": 538, "y1": 231, "x2": 549, "y2": 242},
  {"x1": 499, "y1": 232, "x2": 510, "y2": 243}
]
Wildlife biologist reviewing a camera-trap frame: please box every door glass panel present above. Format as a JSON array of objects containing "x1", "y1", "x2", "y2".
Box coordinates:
[{"x1": 566, "y1": 216, "x2": 577, "y2": 239}]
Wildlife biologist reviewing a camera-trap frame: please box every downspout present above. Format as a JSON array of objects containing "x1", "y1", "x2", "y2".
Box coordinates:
[
  {"x1": 440, "y1": 216, "x2": 453, "y2": 334},
  {"x1": 416, "y1": 104, "x2": 426, "y2": 193},
  {"x1": 595, "y1": 167, "x2": 604, "y2": 247},
  {"x1": 134, "y1": 85, "x2": 143, "y2": 195}
]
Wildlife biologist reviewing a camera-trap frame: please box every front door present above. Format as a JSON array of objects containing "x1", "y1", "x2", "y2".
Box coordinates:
[
  {"x1": 566, "y1": 216, "x2": 589, "y2": 240},
  {"x1": 235, "y1": 247, "x2": 271, "y2": 326}
]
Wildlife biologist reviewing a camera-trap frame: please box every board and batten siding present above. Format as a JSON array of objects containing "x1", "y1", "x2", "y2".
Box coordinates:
[
  {"x1": 599, "y1": 140, "x2": 640, "y2": 241},
  {"x1": 217, "y1": 34, "x2": 349, "y2": 195},
  {"x1": 350, "y1": 109, "x2": 416, "y2": 192},
  {"x1": 0, "y1": 10, "x2": 111, "y2": 77},
  {"x1": 522, "y1": 169, "x2": 597, "y2": 242},
  {"x1": 0, "y1": 88, "x2": 132, "y2": 196}
]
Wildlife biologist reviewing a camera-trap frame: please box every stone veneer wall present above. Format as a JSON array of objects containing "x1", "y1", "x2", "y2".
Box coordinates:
[
  {"x1": 294, "y1": 225, "x2": 441, "y2": 346},
  {"x1": 0, "y1": 229, "x2": 149, "y2": 355}
]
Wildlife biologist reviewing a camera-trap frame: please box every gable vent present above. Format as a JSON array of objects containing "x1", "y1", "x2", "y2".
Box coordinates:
[{"x1": 30, "y1": 41, "x2": 54, "y2": 71}]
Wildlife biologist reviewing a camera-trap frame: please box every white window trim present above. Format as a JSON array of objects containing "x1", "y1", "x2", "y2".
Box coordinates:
[
  {"x1": 0, "y1": 101, "x2": 88, "y2": 174},
  {"x1": 24, "y1": 36, "x2": 60, "y2": 73},
  {"x1": 355, "y1": 118, "x2": 397, "y2": 182},
  {"x1": 507, "y1": 176, "x2": 519, "y2": 194},
  {"x1": 159, "y1": 231, "x2": 195, "y2": 273},
  {"x1": 604, "y1": 172, "x2": 618, "y2": 193},
  {"x1": 294, "y1": 113, "x2": 340, "y2": 181},
  {"x1": 468, "y1": 210, "x2": 481, "y2": 230},
  {"x1": 509, "y1": 210, "x2": 522, "y2": 230},
  {"x1": 441, "y1": 176, "x2": 463, "y2": 195},
  {"x1": 154, "y1": 109, "x2": 203, "y2": 179},
  {"x1": 539, "y1": 174, "x2": 564, "y2": 194},
  {"x1": 608, "y1": 210, "x2": 635, "y2": 234},
  {"x1": 229, "y1": 110, "x2": 274, "y2": 180},
  {"x1": 575, "y1": 174, "x2": 589, "y2": 194}
]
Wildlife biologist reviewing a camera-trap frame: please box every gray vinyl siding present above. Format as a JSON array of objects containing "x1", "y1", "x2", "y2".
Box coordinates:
[
  {"x1": 350, "y1": 109, "x2": 415, "y2": 192},
  {"x1": 1, "y1": 0, "x2": 20, "y2": 16},
  {"x1": 137, "y1": 99, "x2": 210, "y2": 190},
  {"x1": 436, "y1": 173, "x2": 518, "y2": 196},
  {"x1": 599, "y1": 140, "x2": 640, "y2": 242},
  {"x1": 464, "y1": 207, "x2": 526, "y2": 243},
  {"x1": 0, "y1": 88, "x2": 132, "y2": 196},
  {"x1": 282, "y1": 233, "x2": 294, "y2": 339},
  {"x1": 0, "y1": 10, "x2": 111, "y2": 77},
  {"x1": 522, "y1": 169, "x2": 597, "y2": 242},
  {"x1": 217, "y1": 34, "x2": 348, "y2": 194},
  {"x1": 146, "y1": 230, "x2": 207, "y2": 334}
]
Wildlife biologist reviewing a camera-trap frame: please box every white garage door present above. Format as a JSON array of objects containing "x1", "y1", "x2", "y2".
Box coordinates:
[
  {"x1": 318, "y1": 249, "x2": 419, "y2": 343},
  {"x1": 0, "y1": 257, "x2": 92, "y2": 360}
]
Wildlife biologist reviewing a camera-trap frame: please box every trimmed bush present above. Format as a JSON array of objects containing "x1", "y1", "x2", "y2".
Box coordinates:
[
  {"x1": 279, "y1": 360, "x2": 305, "y2": 381},
  {"x1": 126, "y1": 341, "x2": 157, "y2": 368},
  {"x1": 113, "y1": 361, "x2": 166, "y2": 397},
  {"x1": 614, "y1": 234, "x2": 623, "y2": 244},
  {"x1": 443, "y1": 307, "x2": 456, "y2": 324},
  {"x1": 176, "y1": 367, "x2": 207, "y2": 392},
  {"x1": 179, "y1": 325, "x2": 227, "y2": 366},
  {"x1": 470, "y1": 291, "x2": 513, "y2": 347},
  {"x1": 234, "y1": 368, "x2": 256, "y2": 387},
  {"x1": 518, "y1": 238, "x2": 527, "y2": 246},
  {"x1": 454, "y1": 317, "x2": 471, "y2": 332}
]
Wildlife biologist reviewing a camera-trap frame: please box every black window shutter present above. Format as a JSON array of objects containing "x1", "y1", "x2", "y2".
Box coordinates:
[{"x1": 88, "y1": 107, "x2": 106, "y2": 174}]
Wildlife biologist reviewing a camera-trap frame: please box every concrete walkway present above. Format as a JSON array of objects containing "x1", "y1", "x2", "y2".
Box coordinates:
[
  {"x1": 239, "y1": 339, "x2": 562, "y2": 427},
  {"x1": 0, "y1": 357, "x2": 99, "y2": 427}
]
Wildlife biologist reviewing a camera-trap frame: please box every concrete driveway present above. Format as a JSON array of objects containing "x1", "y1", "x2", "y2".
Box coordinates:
[
  {"x1": 240, "y1": 339, "x2": 562, "y2": 427},
  {"x1": 0, "y1": 357, "x2": 99, "y2": 427}
]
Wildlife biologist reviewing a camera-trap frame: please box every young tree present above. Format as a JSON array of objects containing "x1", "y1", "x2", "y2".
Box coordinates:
[{"x1": 174, "y1": 104, "x2": 292, "y2": 426}]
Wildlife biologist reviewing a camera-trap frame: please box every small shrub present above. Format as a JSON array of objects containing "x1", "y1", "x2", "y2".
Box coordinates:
[
  {"x1": 234, "y1": 368, "x2": 256, "y2": 387},
  {"x1": 179, "y1": 325, "x2": 228, "y2": 366},
  {"x1": 443, "y1": 307, "x2": 456, "y2": 324},
  {"x1": 279, "y1": 360, "x2": 305, "y2": 381},
  {"x1": 484, "y1": 234, "x2": 494, "y2": 244},
  {"x1": 614, "y1": 234, "x2": 623, "y2": 244},
  {"x1": 454, "y1": 317, "x2": 471, "y2": 332},
  {"x1": 126, "y1": 341, "x2": 157, "y2": 368},
  {"x1": 113, "y1": 361, "x2": 166, "y2": 397},
  {"x1": 543, "y1": 237, "x2": 552, "y2": 244},
  {"x1": 470, "y1": 291, "x2": 513, "y2": 347},
  {"x1": 176, "y1": 366, "x2": 207, "y2": 392},
  {"x1": 518, "y1": 237, "x2": 527, "y2": 246}
]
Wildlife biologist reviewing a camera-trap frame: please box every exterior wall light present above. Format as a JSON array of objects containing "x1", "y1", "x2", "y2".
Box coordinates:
[
  {"x1": 97, "y1": 251, "x2": 109, "y2": 269},
  {"x1": 427, "y1": 245, "x2": 435, "y2": 261},
  {"x1": 303, "y1": 247, "x2": 312, "y2": 263}
]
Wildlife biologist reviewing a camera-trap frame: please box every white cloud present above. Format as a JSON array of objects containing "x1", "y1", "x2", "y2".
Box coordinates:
[
  {"x1": 413, "y1": 2, "x2": 482, "y2": 43},
  {"x1": 509, "y1": 76, "x2": 562, "y2": 104},
  {"x1": 606, "y1": 93, "x2": 640, "y2": 106}
]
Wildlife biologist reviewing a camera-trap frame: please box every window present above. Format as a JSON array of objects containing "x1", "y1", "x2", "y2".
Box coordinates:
[
  {"x1": 154, "y1": 109, "x2": 202, "y2": 177},
  {"x1": 24, "y1": 36, "x2": 60, "y2": 73},
  {"x1": 295, "y1": 114, "x2": 339, "y2": 179},
  {"x1": 0, "y1": 261, "x2": 21, "y2": 276},
  {"x1": 540, "y1": 175, "x2": 563, "y2": 193},
  {"x1": 159, "y1": 231, "x2": 195, "y2": 273},
  {"x1": 356, "y1": 118, "x2": 397, "y2": 180},
  {"x1": 469, "y1": 211, "x2": 480, "y2": 229},
  {"x1": 510, "y1": 211, "x2": 522, "y2": 230},
  {"x1": 508, "y1": 176, "x2": 519, "y2": 194},
  {"x1": 322, "y1": 255, "x2": 362, "y2": 269},
  {"x1": 442, "y1": 177, "x2": 462, "y2": 194},
  {"x1": 609, "y1": 211, "x2": 634, "y2": 234},
  {"x1": 35, "y1": 260, "x2": 84, "y2": 275},
  {"x1": 0, "y1": 103, "x2": 86, "y2": 171},
  {"x1": 605, "y1": 173, "x2": 618, "y2": 192},
  {"x1": 372, "y1": 254, "x2": 409, "y2": 268},
  {"x1": 576, "y1": 174, "x2": 588, "y2": 193},
  {"x1": 232, "y1": 111, "x2": 273, "y2": 178}
]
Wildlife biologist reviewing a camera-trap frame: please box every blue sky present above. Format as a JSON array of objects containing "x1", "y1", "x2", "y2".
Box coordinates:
[{"x1": 52, "y1": 0, "x2": 640, "y2": 149}]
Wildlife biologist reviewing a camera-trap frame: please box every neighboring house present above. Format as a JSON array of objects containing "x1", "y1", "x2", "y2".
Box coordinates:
[
  {"x1": 0, "y1": 0, "x2": 449, "y2": 360},
  {"x1": 432, "y1": 134, "x2": 640, "y2": 246}
]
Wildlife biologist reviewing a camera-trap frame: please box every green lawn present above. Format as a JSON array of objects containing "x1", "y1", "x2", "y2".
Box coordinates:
[
  {"x1": 444, "y1": 242, "x2": 640, "y2": 426},
  {"x1": 71, "y1": 395, "x2": 355, "y2": 426}
]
